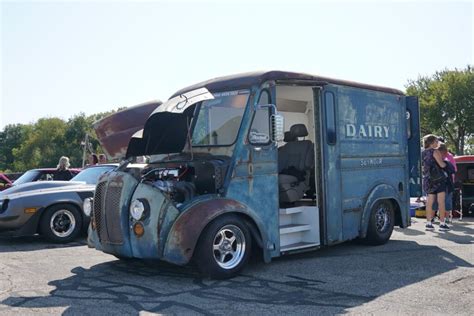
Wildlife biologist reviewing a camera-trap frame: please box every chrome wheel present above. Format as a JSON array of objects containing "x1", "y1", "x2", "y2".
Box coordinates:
[
  {"x1": 375, "y1": 204, "x2": 391, "y2": 233},
  {"x1": 212, "y1": 224, "x2": 246, "y2": 270},
  {"x1": 50, "y1": 209, "x2": 76, "y2": 238}
]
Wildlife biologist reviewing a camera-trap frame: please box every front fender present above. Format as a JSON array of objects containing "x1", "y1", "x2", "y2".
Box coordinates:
[
  {"x1": 359, "y1": 184, "x2": 403, "y2": 238},
  {"x1": 163, "y1": 198, "x2": 269, "y2": 265}
]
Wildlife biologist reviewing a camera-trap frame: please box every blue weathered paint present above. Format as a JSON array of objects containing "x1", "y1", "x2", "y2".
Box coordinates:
[{"x1": 320, "y1": 84, "x2": 411, "y2": 245}]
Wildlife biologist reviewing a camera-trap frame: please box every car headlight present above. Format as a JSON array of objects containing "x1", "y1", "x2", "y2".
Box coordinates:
[
  {"x1": 83, "y1": 198, "x2": 93, "y2": 217},
  {"x1": 130, "y1": 199, "x2": 145, "y2": 220},
  {"x1": 1, "y1": 199, "x2": 9, "y2": 214}
]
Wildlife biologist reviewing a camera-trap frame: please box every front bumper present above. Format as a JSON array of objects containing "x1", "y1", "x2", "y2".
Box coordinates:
[
  {"x1": 89, "y1": 172, "x2": 180, "y2": 261},
  {"x1": 0, "y1": 198, "x2": 41, "y2": 233},
  {"x1": 0, "y1": 202, "x2": 43, "y2": 237}
]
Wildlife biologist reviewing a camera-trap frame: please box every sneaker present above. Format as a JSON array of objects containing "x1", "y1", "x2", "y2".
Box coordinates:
[
  {"x1": 425, "y1": 223, "x2": 435, "y2": 230},
  {"x1": 439, "y1": 223, "x2": 450, "y2": 231}
]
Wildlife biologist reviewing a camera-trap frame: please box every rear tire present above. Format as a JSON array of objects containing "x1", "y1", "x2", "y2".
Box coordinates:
[
  {"x1": 365, "y1": 200, "x2": 395, "y2": 245},
  {"x1": 40, "y1": 204, "x2": 82, "y2": 243},
  {"x1": 195, "y1": 215, "x2": 251, "y2": 279}
]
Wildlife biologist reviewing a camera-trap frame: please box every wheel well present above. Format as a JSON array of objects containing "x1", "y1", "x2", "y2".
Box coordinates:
[
  {"x1": 197, "y1": 212, "x2": 264, "y2": 262},
  {"x1": 389, "y1": 199, "x2": 402, "y2": 227},
  {"x1": 38, "y1": 202, "x2": 83, "y2": 233}
]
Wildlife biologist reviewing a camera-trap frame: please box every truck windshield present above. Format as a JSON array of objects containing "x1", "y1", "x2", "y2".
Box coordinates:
[{"x1": 192, "y1": 90, "x2": 249, "y2": 146}]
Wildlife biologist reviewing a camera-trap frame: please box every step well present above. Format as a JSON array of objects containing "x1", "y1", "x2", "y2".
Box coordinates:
[{"x1": 279, "y1": 224, "x2": 311, "y2": 234}]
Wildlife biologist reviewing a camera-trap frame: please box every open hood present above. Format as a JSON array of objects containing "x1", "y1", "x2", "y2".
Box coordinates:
[
  {"x1": 126, "y1": 88, "x2": 214, "y2": 158},
  {"x1": 93, "y1": 101, "x2": 161, "y2": 160}
]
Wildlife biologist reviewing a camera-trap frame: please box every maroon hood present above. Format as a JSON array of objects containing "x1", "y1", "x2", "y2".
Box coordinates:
[{"x1": 93, "y1": 101, "x2": 161, "y2": 160}]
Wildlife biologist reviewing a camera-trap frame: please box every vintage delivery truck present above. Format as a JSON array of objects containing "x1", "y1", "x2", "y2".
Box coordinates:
[{"x1": 86, "y1": 71, "x2": 421, "y2": 279}]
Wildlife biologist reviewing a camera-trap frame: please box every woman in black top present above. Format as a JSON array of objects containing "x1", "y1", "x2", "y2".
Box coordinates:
[{"x1": 54, "y1": 156, "x2": 74, "y2": 181}]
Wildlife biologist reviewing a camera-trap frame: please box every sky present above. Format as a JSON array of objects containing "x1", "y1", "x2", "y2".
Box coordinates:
[{"x1": 1, "y1": 0, "x2": 473, "y2": 130}]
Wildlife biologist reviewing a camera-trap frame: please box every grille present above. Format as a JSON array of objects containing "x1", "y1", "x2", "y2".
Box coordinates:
[
  {"x1": 94, "y1": 177, "x2": 124, "y2": 245},
  {"x1": 104, "y1": 183, "x2": 123, "y2": 244},
  {"x1": 93, "y1": 181, "x2": 106, "y2": 239}
]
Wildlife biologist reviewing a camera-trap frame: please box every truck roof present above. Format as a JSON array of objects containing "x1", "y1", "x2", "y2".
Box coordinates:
[{"x1": 170, "y1": 70, "x2": 405, "y2": 98}]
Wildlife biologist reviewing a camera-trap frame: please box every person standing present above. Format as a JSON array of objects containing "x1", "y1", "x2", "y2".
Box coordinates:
[
  {"x1": 88, "y1": 153, "x2": 99, "y2": 166},
  {"x1": 98, "y1": 154, "x2": 107, "y2": 164},
  {"x1": 54, "y1": 156, "x2": 74, "y2": 181},
  {"x1": 432, "y1": 143, "x2": 456, "y2": 224},
  {"x1": 422, "y1": 135, "x2": 449, "y2": 231}
]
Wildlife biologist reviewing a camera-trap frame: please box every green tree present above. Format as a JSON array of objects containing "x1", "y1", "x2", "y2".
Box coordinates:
[
  {"x1": 12, "y1": 118, "x2": 68, "y2": 170},
  {"x1": 0, "y1": 107, "x2": 126, "y2": 171},
  {"x1": 64, "y1": 113, "x2": 98, "y2": 167},
  {"x1": 0, "y1": 124, "x2": 31, "y2": 172},
  {"x1": 406, "y1": 65, "x2": 474, "y2": 154}
]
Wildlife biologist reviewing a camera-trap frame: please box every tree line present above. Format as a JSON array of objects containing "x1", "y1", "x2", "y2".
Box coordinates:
[
  {"x1": 0, "y1": 111, "x2": 118, "y2": 172},
  {"x1": 406, "y1": 65, "x2": 474, "y2": 155},
  {"x1": 1, "y1": 66, "x2": 473, "y2": 172}
]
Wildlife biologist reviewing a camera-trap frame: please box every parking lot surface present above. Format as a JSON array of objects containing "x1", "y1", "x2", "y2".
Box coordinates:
[{"x1": 0, "y1": 217, "x2": 473, "y2": 315}]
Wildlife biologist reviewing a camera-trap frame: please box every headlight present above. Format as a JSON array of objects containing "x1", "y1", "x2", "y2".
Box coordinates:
[
  {"x1": 1, "y1": 199, "x2": 9, "y2": 213},
  {"x1": 130, "y1": 199, "x2": 145, "y2": 220},
  {"x1": 83, "y1": 198, "x2": 93, "y2": 217}
]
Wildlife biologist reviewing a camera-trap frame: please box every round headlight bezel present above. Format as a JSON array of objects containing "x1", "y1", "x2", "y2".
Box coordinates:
[
  {"x1": 130, "y1": 199, "x2": 146, "y2": 221},
  {"x1": 83, "y1": 198, "x2": 93, "y2": 217}
]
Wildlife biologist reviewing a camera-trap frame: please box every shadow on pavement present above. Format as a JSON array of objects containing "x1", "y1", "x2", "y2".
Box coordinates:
[
  {"x1": 0, "y1": 236, "x2": 86, "y2": 253},
  {"x1": 396, "y1": 217, "x2": 474, "y2": 244},
  {"x1": 1, "y1": 239, "x2": 472, "y2": 315}
]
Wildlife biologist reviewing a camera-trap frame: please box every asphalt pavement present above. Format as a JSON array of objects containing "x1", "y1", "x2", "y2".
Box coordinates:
[{"x1": 0, "y1": 217, "x2": 473, "y2": 315}]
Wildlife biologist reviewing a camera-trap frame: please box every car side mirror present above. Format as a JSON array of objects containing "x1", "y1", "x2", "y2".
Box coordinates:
[
  {"x1": 271, "y1": 114, "x2": 284, "y2": 143},
  {"x1": 256, "y1": 104, "x2": 285, "y2": 144}
]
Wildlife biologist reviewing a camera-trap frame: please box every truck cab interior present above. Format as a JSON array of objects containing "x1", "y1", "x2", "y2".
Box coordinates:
[
  {"x1": 274, "y1": 85, "x2": 321, "y2": 251},
  {"x1": 275, "y1": 85, "x2": 318, "y2": 207}
]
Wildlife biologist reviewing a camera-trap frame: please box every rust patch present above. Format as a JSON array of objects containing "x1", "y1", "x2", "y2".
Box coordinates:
[{"x1": 166, "y1": 199, "x2": 247, "y2": 263}]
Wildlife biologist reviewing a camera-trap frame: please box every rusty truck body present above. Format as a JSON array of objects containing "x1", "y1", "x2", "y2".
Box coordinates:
[{"x1": 86, "y1": 71, "x2": 420, "y2": 279}]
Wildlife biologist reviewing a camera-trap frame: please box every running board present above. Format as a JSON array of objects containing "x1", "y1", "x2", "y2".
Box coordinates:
[{"x1": 280, "y1": 242, "x2": 320, "y2": 252}]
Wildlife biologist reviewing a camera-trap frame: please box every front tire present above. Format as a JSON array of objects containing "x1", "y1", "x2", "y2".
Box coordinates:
[
  {"x1": 365, "y1": 200, "x2": 395, "y2": 245},
  {"x1": 40, "y1": 204, "x2": 82, "y2": 243},
  {"x1": 195, "y1": 215, "x2": 251, "y2": 279}
]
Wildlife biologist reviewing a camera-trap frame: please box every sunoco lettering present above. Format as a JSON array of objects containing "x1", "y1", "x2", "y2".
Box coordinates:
[{"x1": 345, "y1": 124, "x2": 389, "y2": 138}]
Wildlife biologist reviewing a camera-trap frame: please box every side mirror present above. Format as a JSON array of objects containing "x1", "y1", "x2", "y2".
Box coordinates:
[{"x1": 271, "y1": 114, "x2": 285, "y2": 143}]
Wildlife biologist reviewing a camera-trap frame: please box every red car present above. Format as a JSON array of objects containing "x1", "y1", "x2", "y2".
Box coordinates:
[
  {"x1": 0, "y1": 174, "x2": 12, "y2": 191},
  {"x1": 12, "y1": 168, "x2": 81, "y2": 186},
  {"x1": 454, "y1": 155, "x2": 474, "y2": 216}
]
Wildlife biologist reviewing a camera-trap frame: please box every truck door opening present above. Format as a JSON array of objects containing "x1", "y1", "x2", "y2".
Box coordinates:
[{"x1": 275, "y1": 85, "x2": 320, "y2": 251}]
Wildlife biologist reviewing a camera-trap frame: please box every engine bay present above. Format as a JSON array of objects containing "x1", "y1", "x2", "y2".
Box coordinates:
[{"x1": 140, "y1": 158, "x2": 229, "y2": 205}]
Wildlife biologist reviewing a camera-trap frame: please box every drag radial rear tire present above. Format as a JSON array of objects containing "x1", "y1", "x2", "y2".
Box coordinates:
[
  {"x1": 365, "y1": 200, "x2": 395, "y2": 245},
  {"x1": 195, "y1": 215, "x2": 251, "y2": 279},
  {"x1": 40, "y1": 204, "x2": 82, "y2": 243}
]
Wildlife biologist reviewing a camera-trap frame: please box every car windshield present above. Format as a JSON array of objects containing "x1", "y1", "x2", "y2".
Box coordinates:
[
  {"x1": 191, "y1": 90, "x2": 249, "y2": 146},
  {"x1": 13, "y1": 170, "x2": 40, "y2": 186},
  {"x1": 71, "y1": 166, "x2": 115, "y2": 184}
]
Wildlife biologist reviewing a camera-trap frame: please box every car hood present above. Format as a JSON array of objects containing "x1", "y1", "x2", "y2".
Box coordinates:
[
  {"x1": 0, "y1": 181, "x2": 92, "y2": 199},
  {"x1": 126, "y1": 88, "x2": 214, "y2": 158},
  {"x1": 93, "y1": 101, "x2": 162, "y2": 161}
]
